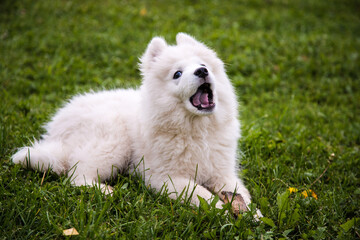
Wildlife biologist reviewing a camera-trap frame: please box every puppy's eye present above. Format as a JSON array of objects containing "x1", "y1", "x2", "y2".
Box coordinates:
[
  {"x1": 173, "y1": 71, "x2": 182, "y2": 79},
  {"x1": 200, "y1": 64, "x2": 206, "y2": 67}
]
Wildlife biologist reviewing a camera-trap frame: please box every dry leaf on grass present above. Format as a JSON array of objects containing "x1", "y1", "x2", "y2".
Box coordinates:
[{"x1": 63, "y1": 228, "x2": 79, "y2": 236}]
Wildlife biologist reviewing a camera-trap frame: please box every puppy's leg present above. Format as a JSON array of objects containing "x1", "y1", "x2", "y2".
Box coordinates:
[
  {"x1": 67, "y1": 147, "x2": 118, "y2": 195},
  {"x1": 71, "y1": 173, "x2": 114, "y2": 195},
  {"x1": 154, "y1": 177, "x2": 223, "y2": 209}
]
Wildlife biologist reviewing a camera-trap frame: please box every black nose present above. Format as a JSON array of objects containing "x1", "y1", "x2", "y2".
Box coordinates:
[{"x1": 194, "y1": 67, "x2": 208, "y2": 78}]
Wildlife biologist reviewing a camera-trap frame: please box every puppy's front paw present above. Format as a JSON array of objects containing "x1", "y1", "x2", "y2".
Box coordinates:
[
  {"x1": 220, "y1": 191, "x2": 248, "y2": 216},
  {"x1": 100, "y1": 184, "x2": 114, "y2": 196}
]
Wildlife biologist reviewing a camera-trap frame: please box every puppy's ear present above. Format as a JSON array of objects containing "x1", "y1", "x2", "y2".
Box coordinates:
[
  {"x1": 139, "y1": 37, "x2": 167, "y2": 72},
  {"x1": 176, "y1": 33, "x2": 201, "y2": 45}
]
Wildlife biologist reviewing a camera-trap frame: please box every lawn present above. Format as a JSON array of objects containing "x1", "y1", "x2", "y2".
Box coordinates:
[{"x1": 1, "y1": 0, "x2": 359, "y2": 239}]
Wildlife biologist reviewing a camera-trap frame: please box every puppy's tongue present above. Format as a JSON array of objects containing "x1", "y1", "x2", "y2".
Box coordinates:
[{"x1": 192, "y1": 91, "x2": 210, "y2": 108}]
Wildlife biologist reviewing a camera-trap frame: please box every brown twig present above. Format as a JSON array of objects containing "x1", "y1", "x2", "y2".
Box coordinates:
[
  {"x1": 309, "y1": 155, "x2": 333, "y2": 188},
  {"x1": 355, "y1": 229, "x2": 360, "y2": 239},
  {"x1": 40, "y1": 171, "x2": 46, "y2": 186}
]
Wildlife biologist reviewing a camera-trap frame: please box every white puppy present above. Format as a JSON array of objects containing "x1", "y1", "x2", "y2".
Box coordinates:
[{"x1": 13, "y1": 33, "x2": 259, "y2": 215}]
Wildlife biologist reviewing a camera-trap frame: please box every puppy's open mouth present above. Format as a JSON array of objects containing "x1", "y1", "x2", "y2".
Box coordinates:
[{"x1": 190, "y1": 83, "x2": 215, "y2": 111}]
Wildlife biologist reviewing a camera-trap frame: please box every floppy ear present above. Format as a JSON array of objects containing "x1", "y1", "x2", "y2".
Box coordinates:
[
  {"x1": 139, "y1": 37, "x2": 167, "y2": 72},
  {"x1": 176, "y1": 33, "x2": 201, "y2": 45}
]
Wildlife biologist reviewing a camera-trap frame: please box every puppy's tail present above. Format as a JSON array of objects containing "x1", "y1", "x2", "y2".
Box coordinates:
[{"x1": 12, "y1": 140, "x2": 66, "y2": 174}]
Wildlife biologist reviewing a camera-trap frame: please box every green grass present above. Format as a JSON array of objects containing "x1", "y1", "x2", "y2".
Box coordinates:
[{"x1": 1, "y1": 0, "x2": 359, "y2": 239}]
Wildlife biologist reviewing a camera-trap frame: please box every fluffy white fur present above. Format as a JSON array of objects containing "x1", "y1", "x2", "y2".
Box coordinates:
[{"x1": 12, "y1": 33, "x2": 257, "y2": 212}]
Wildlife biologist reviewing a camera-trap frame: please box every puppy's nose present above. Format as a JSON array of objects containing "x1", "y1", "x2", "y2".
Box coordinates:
[{"x1": 194, "y1": 67, "x2": 208, "y2": 78}]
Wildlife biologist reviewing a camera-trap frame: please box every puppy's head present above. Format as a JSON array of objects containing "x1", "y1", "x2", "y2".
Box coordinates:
[{"x1": 140, "y1": 33, "x2": 227, "y2": 116}]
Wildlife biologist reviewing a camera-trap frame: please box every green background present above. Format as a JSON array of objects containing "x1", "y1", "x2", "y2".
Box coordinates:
[{"x1": 1, "y1": 0, "x2": 359, "y2": 239}]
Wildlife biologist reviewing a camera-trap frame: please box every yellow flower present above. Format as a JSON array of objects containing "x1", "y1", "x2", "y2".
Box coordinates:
[
  {"x1": 140, "y1": 8, "x2": 147, "y2": 16},
  {"x1": 288, "y1": 187, "x2": 318, "y2": 199},
  {"x1": 288, "y1": 187, "x2": 298, "y2": 193},
  {"x1": 301, "y1": 190, "x2": 309, "y2": 198},
  {"x1": 311, "y1": 190, "x2": 318, "y2": 199},
  {"x1": 301, "y1": 189, "x2": 318, "y2": 200}
]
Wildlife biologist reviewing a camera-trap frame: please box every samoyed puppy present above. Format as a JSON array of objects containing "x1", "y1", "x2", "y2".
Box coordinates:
[{"x1": 12, "y1": 33, "x2": 260, "y2": 216}]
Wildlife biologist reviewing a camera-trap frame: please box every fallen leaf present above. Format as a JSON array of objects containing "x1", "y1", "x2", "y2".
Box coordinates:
[{"x1": 63, "y1": 228, "x2": 79, "y2": 236}]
